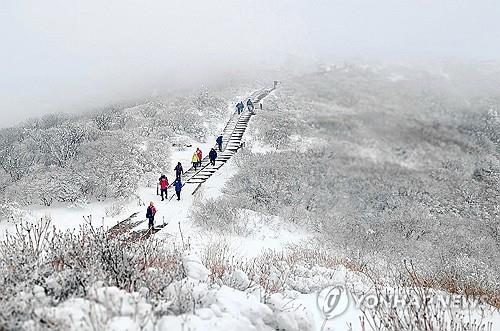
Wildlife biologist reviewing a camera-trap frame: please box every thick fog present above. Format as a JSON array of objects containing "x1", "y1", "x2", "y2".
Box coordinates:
[{"x1": 1, "y1": 0, "x2": 499, "y2": 127}]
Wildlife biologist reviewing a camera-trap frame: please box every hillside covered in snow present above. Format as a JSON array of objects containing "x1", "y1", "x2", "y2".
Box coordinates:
[{"x1": 0, "y1": 63, "x2": 499, "y2": 330}]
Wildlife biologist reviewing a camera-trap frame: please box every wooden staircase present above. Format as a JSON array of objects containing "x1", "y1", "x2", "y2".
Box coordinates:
[{"x1": 173, "y1": 87, "x2": 274, "y2": 189}]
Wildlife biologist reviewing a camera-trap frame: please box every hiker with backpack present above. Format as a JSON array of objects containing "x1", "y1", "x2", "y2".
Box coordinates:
[
  {"x1": 192, "y1": 152, "x2": 199, "y2": 170},
  {"x1": 146, "y1": 202, "x2": 157, "y2": 230},
  {"x1": 159, "y1": 175, "x2": 169, "y2": 201},
  {"x1": 247, "y1": 98, "x2": 254, "y2": 112},
  {"x1": 209, "y1": 148, "x2": 217, "y2": 166},
  {"x1": 196, "y1": 148, "x2": 203, "y2": 167},
  {"x1": 174, "y1": 179, "x2": 183, "y2": 200},
  {"x1": 236, "y1": 102, "x2": 242, "y2": 115},
  {"x1": 216, "y1": 135, "x2": 223, "y2": 152},
  {"x1": 174, "y1": 162, "x2": 184, "y2": 180}
]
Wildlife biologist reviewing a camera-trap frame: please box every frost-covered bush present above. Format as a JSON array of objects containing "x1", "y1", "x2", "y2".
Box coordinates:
[
  {"x1": 192, "y1": 198, "x2": 252, "y2": 235},
  {"x1": 0, "y1": 219, "x2": 186, "y2": 329},
  {"x1": 0, "y1": 129, "x2": 38, "y2": 181},
  {"x1": 6, "y1": 165, "x2": 82, "y2": 206},
  {"x1": 125, "y1": 89, "x2": 229, "y2": 143},
  {"x1": 0, "y1": 199, "x2": 24, "y2": 222},
  {"x1": 105, "y1": 202, "x2": 125, "y2": 217},
  {"x1": 30, "y1": 123, "x2": 99, "y2": 167},
  {"x1": 71, "y1": 134, "x2": 144, "y2": 200}
]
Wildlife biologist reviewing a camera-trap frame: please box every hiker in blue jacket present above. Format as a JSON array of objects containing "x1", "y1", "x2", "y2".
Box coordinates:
[
  {"x1": 209, "y1": 148, "x2": 217, "y2": 166},
  {"x1": 236, "y1": 102, "x2": 242, "y2": 115},
  {"x1": 174, "y1": 179, "x2": 183, "y2": 201},
  {"x1": 216, "y1": 135, "x2": 223, "y2": 152}
]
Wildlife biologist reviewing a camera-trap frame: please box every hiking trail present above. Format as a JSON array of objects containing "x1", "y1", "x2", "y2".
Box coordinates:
[{"x1": 109, "y1": 87, "x2": 276, "y2": 243}]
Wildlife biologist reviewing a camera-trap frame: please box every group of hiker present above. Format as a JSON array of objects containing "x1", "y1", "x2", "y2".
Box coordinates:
[
  {"x1": 147, "y1": 97, "x2": 258, "y2": 230},
  {"x1": 191, "y1": 144, "x2": 221, "y2": 169},
  {"x1": 156, "y1": 136, "x2": 222, "y2": 205},
  {"x1": 191, "y1": 147, "x2": 203, "y2": 170},
  {"x1": 236, "y1": 98, "x2": 255, "y2": 115},
  {"x1": 147, "y1": 143, "x2": 220, "y2": 229},
  {"x1": 148, "y1": 168, "x2": 183, "y2": 229}
]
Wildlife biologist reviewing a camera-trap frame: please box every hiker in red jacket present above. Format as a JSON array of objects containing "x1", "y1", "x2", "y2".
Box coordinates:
[
  {"x1": 159, "y1": 175, "x2": 169, "y2": 201},
  {"x1": 196, "y1": 148, "x2": 203, "y2": 167}
]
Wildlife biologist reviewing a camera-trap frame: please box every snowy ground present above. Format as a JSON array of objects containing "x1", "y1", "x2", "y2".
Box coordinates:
[{"x1": 2, "y1": 91, "x2": 499, "y2": 330}]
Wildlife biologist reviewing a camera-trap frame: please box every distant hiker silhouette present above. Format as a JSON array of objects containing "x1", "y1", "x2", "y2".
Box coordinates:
[
  {"x1": 174, "y1": 162, "x2": 184, "y2": 180},
  {"x1": 216, "y1": 135, "x2": 223, "y2": 152},
  {"x1": 209, "y1": 148, "x2": 217, "y2": 166},
  {"x1": 237, "y1": 101, "x2": 244, "y2": 114},
  {"x1": 247, "y1": 98, "x2": 254, "y2": 113}
]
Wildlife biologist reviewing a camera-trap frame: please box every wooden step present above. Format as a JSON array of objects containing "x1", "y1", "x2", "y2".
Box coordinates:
[
  {"x1": 189, "y1": 179, "x2": 207, "y2": 184},
  {"x1": 190, "y1": 174, "x2": 212, "y2": 180},
  {"x1": 198, "y1": 170, "x2": 217, "y2": 175}
]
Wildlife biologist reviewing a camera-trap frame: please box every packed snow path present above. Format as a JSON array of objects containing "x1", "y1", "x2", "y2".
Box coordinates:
[{"x1": 109, "y1": 87, "x2": 275, "y2": 242}]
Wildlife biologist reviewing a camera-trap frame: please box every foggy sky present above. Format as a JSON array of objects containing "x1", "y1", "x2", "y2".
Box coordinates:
[{"x1": 1, "y1": 0, "x2": 499, "y2": 127}]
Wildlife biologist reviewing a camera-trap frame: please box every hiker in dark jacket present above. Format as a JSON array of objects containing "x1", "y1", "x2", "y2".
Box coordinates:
[
  {"x1": 174, "y1": 162, "x2": 184, "y2": 180},
  {"x1": 238, "y1": 101, "x2": 245, "y2": 113},
  {"x1": 209, "y1": 148, "x2": 217, "y2": 166},
  {"x1": 236, "y1": 102, "x2": 242, "y2": 115},
  {"x1": 146, "y1": 202, "x2": 157, "y2": 230},
  {"x1": 159, "y1": 175, "x2": 169, "y2": 201},
  {"x1": 247, "y1": 98, "x2": 254, "y2": 112},
  {"x1": 216, "y1": 135, "x2": 223, "y2": 152},
  {"x1": 174, "y1": 179, "x2": 183, "y2": 200}
]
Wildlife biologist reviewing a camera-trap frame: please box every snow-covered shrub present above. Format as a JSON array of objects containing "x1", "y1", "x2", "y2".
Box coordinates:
[
  {"x1": 0, "y1": 129, "x2": 38, "y2": 181},
  {"x1": 354, "y1": 261, "x2": 498, "y2": 331},
  {"x1": 30, "y1": 122, "x2": 99, "y2": 168},
  {"x1": 93, "y1": 111, "x2": 113, "y2": 131},
  {"x1": 71, "y1": 134, "x2": 144, "y2": 200},
  {"x1": 0, "y1": 219, "x2": 187, "y2": 329},
  {"x1": 0, "y1": 199, "x2": 24, "y2": 222},
  {"x1": 6, "y1": 165, "x2": 82, "y2": 206},
  {"x1": 221, "y1": 149, "x2": 319, "y2": 222},
  {"x1": 105, "y1": 203, "x2": 125, "y2": 218},
  {"x1": 191, "y1": 198, "x2": 249, "y2": 235}
]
